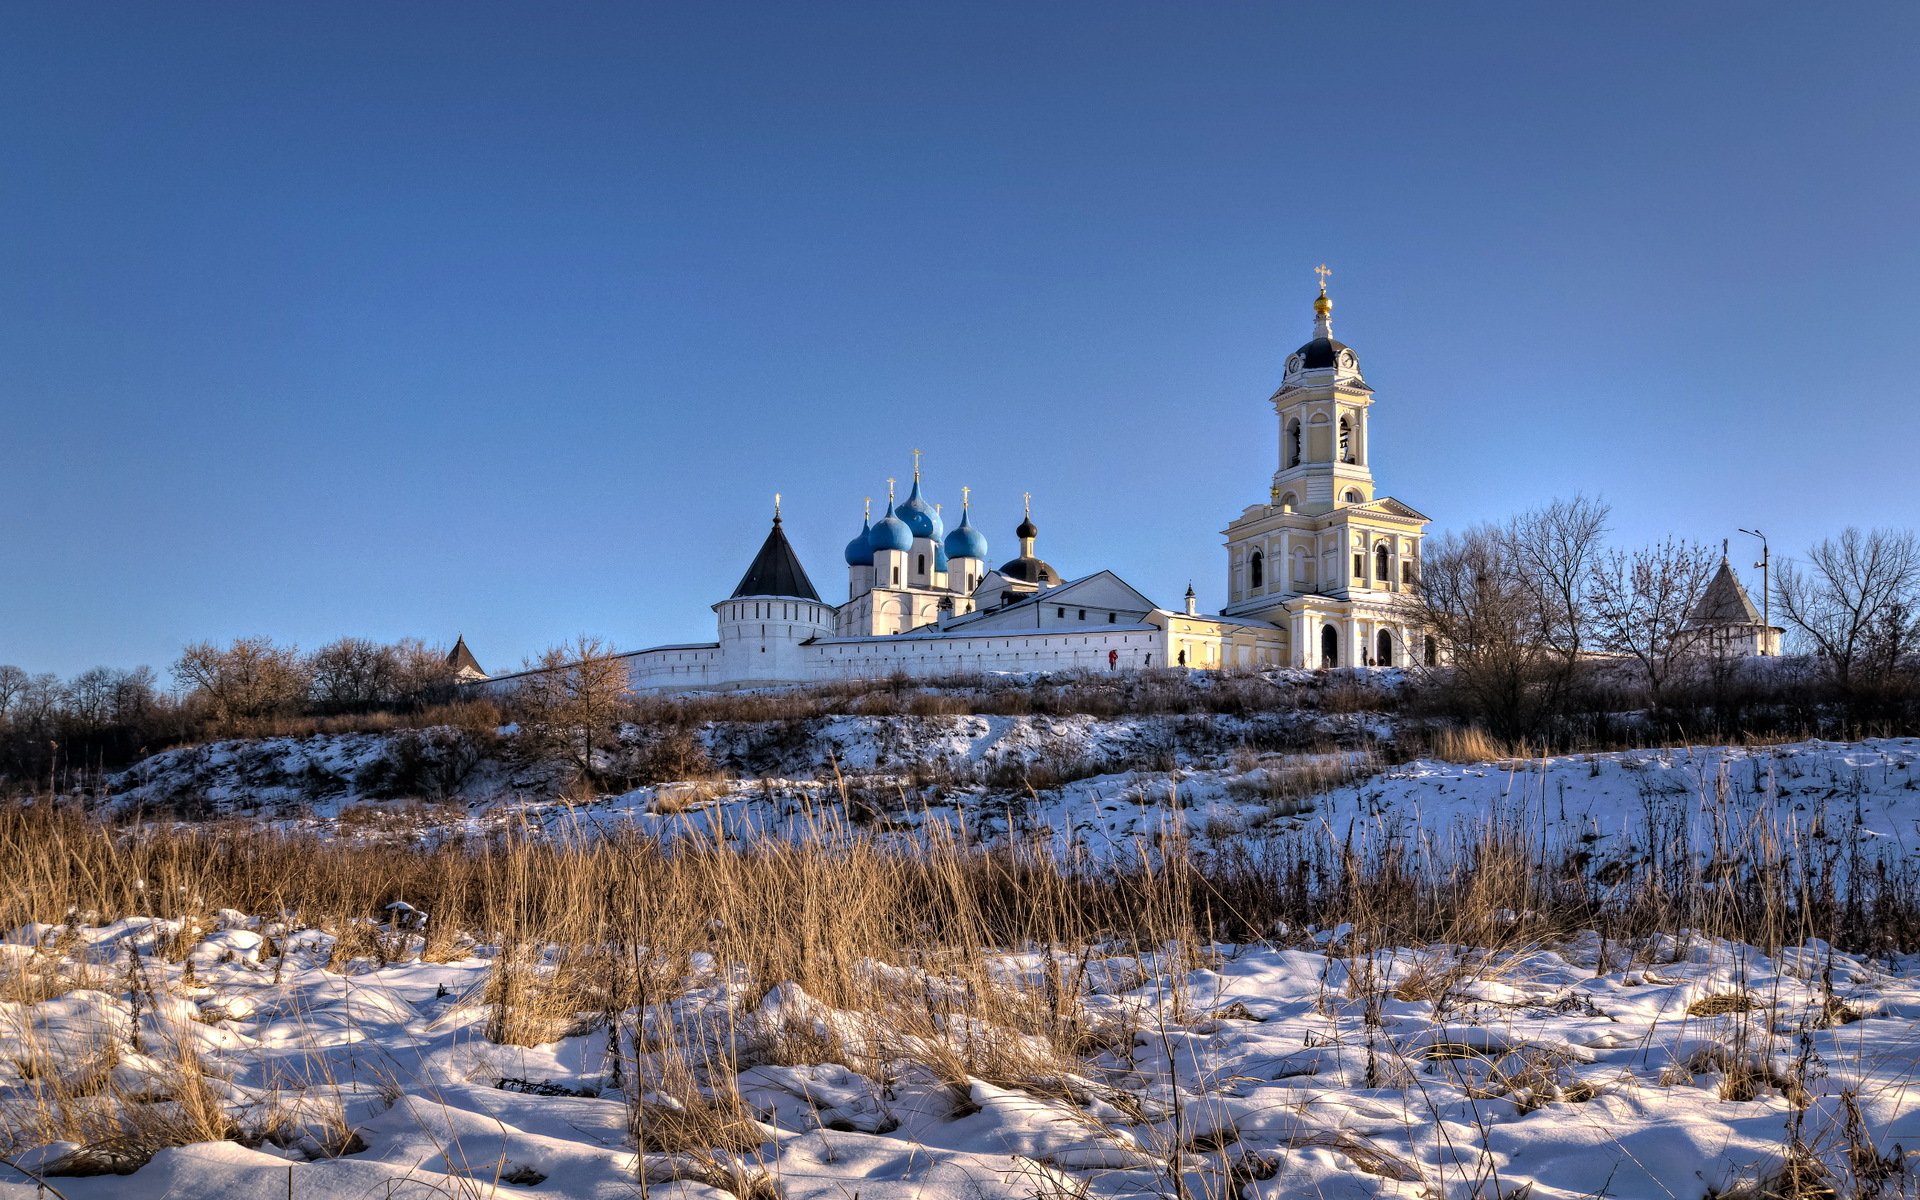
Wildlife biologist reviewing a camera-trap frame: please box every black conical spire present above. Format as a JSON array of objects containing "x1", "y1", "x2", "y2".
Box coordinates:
[{"x1": 731, "y1": 502, "x2": 821, "y2": 602}]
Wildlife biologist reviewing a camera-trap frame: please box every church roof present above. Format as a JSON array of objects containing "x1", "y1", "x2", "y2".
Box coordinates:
[
  {"x1": 1350, "y1": 496, "x2": 1432, "y2": 522},
  {"x1": 1691, "y1": 558, "x2": 1763, "y2": 626},
  {"x1": 731, "y1": 517, "x2": 822, "y2": 602},
  {"x1": 445, "y1": 635, "x2": 485, "y2": 678}
]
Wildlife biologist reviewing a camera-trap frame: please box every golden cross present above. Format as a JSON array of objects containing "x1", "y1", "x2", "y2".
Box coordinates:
[
  {"x1": 962, "y1": 484, "x2": 970, "y2": 508},
  {"x1": 1315, "y1": 263, "x2": 1332, "y2": 293},
  {"x1": 864, "y1": 496, "x2": 871, "y2": 520},
  {"x1": 774, "y1": 492, "x2": 782, "y2": 519},
  {"x1": 912, "y1": 448, "x2": 922, "y2": 479},
  {"x1": 1023, "y1": 491, "x2": 1032, "y2": 516},
  {"x1": 886, "y1": 477, "x2": 896, "y2": 501}
]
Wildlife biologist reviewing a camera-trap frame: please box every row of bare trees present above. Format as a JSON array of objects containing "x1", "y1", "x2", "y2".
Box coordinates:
[
  {"x1": 169, "y1": 636, "x2": 459, "y2": 725},
  {"x1": 0, "y1": 636, "x2": 467, "y2": 784},
  {"x1": 1404, "y1": 496, "x2": 1920, "y2": 739}
]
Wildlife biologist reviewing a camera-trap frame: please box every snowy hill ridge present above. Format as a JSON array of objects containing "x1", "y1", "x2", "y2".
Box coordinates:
[{"x1": 102, "y1": 707, "x2": 1383, "y2": 819}]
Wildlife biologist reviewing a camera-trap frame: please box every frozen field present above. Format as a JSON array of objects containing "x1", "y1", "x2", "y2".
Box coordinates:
[
  {"x1": 6, "y1": 737, "x2": 1920, "y2": 1197},
  {"x1": 3, "y1": 919, "x2": 1917, "y2": 1198}
]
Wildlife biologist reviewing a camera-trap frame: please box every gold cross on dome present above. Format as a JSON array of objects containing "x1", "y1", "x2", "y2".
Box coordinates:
[
  {"x1": 962, "y1": 484, "x2": 970, "y2": 507},
  {"x1": 1315, "y1": 263, "x2": 1332, "y2": 293},
  {"x1": 912, "y1": 448, "x2": 922, "y2": 479},
  {"x1": 1023, "y1": 491, "x2": 1032, "y2": 516},
  {"x1": 886, "y1": 476, "x2": 896, "y2": 501},
  {"x1": 773, "y1": 492, "x2": 781, "y2": 520}
]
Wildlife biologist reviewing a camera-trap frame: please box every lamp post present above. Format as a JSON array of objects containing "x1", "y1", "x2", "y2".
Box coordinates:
[{"x1": 1738, "y1": 528, "x2": 1770, "y2": 654}]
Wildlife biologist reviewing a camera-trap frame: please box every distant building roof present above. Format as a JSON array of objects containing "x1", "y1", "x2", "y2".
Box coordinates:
[
  {"x1": 731, "y1": 515, "x2": 822, "y2": 602},
  {"x1": 446, "y1": 635, "x2": 486, "y2": 678},
  {"x1": 1691, "y1": 558, "x2": 1763, "y2": 626}
]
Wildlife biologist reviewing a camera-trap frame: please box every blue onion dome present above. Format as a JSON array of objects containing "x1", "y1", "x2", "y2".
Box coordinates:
[
  {"x1": 844, "y1": 516, "x2": 873, "y2": 566},
  {"x1": 896, "y1": 475, "x2": 944, "y2": 540},
  {"x1": 868, "y1": 500, "x2": 913, "y2": 553},
  {"x1": 944, "y1": 505, "x2": 989, "y2": 561}
]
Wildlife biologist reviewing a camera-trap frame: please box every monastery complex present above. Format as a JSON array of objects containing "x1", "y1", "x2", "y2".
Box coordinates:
[
  {"x1": 457, "y1": 274, "x2": 1775, "y2": 693},
  {"x1": 597, "y1": 275, "x2": 1440, "y2": 690}
]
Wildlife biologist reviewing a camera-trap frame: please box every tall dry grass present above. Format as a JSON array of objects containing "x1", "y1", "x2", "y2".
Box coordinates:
[{"x1": 5, "y1": 762, "x2": 1920, "y2": 1181}]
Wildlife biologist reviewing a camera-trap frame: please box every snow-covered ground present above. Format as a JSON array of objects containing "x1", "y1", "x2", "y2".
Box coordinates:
[
  {"x1": 12, "y1": 733, "x2": 1920, "y2": 1196},
  {"x1": 3, "y1": 917, "x2": 1918, "y2": 1198}
]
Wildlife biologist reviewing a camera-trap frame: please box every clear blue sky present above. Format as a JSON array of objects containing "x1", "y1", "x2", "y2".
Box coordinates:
[{"x1": 3, "y1": 3, "x2": 1916, "y2": 679}]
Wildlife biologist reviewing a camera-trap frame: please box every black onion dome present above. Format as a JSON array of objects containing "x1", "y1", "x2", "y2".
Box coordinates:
[
  {"x1": 1016, "y1": 516, "x2": 1038, "y2": 539},
  {"x1": 996, "y1": 556, "x2": 1061, "y2": 586}
]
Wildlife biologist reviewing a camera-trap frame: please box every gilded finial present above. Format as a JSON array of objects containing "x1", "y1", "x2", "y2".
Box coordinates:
[
  {"x1": 912, "y1": 448, "x2": 922, "y2": 480},
  {"x1": 886, "y1": 477, "x2": 896, "y2": 504},
  {"x1": 863, "y1": 496, "x2": 871, "y2": 521},
  {"x1": 1315, "y1": 263, "x2": 1331, "y2": 294},
  {"x1": 962, "y1": 484, "x2": 971, "y2": 509},
  {"x1": 1313, "y1": 263, "x2": 1333, "y2": 317},
  {"x1": 774, "y1": 492, "x2": 782, "y2": 522},
  {"x1": 1023, "y1": 491, "x2": 1032, "y2": 517}
]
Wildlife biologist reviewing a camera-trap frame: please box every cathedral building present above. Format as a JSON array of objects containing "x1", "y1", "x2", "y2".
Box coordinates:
[{"x1": 484, "y1": 277, "x2": 1437, "y2": 692}]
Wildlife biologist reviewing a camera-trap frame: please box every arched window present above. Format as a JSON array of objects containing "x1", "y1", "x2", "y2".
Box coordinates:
[
  {"x1": 917, "y1": 553, "x2": 926, "y2": 576},
  {"x1": 1339, "y1": 416, "x2": 1353, "y2": 463},
  {"x1": 1424, "y1": 636, "x2": 1438, "y2": 667},
  {"x1": 1321, "y1": 624, "x2": 1340, "y2": 669},
  {"x1": 1376, "y1": 628, "x2": 1393, "y2": 667},
  {"x1": 1249, "y1": 550, "x2": 1264, "y2": 588},
  {"x1": 1279, "y1": 492, "x2": 1296, "y2": 513},
  {"x1": 1286, "y1": 419, "x2": 1302, "y2": 467},
  {"x1": 1375, "y1": 544, "x2": 1390, "y2": 581},
  {"x1": 1343, "y1": 489, "x2": 1362, "y2": 505}
]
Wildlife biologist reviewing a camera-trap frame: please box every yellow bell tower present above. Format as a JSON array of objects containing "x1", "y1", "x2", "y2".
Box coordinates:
[
  {"x1": 1267, "y1": 265, "x2": 1376, "y2": 516},
  {"x1": 1220, "y1": 268, "x2": 1433, "y2": 668}
]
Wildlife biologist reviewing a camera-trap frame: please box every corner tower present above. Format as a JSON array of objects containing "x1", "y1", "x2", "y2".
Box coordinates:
[{"x1": 1220, "y1": 270, "x2": 1433, "y2": 668}]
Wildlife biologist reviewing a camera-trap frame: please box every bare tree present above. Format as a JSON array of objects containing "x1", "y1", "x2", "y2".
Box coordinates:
[
  {"x1": 390, "y1": 638, "x2": 458, "y2": 705},
  {"x1": 1397, "y1": 526, "x2": 1569, "y2": 742},
  {"x1": 111, "y1": 666, "x2": 160, "y2": 726},
  {"x1": 1775, "y1": 528, "x2": 1920, "y2": 694},
  {"x1": 12, "y1": 673, "x2": 65, "y2": 737},
  {"x1": 1588, "y1": 538, "x2": 1718, "y2": 705},
  {"x1": 308, "y1": 637, "x2": 400, "y2": 711},
  {"x1": 1499, "y1": 494, "x2": 1611, "y2": 666},
  {"x1": 172, "y1": 637, "x2": 311, "y2": 728},
  {"x1": 65, "y1": 667, "x2": 122, "y2": 733},
  {"x1": 514, "y1": 635, "x2": 631, "y2": 786},
  {"x1": 0, "y1": 665, "x2": 26, "y2": 722}
]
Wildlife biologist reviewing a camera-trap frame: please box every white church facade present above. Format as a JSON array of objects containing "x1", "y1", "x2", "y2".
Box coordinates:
[{"x1": 585, "y1": 277, "x2": 1437, "y2": 692}]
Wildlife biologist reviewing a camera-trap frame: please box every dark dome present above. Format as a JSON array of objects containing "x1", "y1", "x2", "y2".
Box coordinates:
[
  {"x1": 1015, "y1": 516, "x2": 1038, "y2": 539},
  {"x1": 1293, "y1": 336, "x2": 1352, "y2": 370},
  {"x1": 997, "y1": 556, "x2": 1060, "y2": 586}
]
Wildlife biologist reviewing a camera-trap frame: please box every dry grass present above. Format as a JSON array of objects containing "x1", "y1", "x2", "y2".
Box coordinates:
[
  {"x1": 1225, "y1": 748, "x2": 1376, "y2": 816},
  {"x1": 1414, "y1": 725, "x2": 1510, "y2": 764},
  {"x1": 7, "y1": 757, "x2": 1920, "y2": 1184}
]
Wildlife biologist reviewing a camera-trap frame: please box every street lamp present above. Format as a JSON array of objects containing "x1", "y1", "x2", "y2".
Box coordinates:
[{"x1": 1738, "y1": 528, "x2": 1770, "y2": 654}]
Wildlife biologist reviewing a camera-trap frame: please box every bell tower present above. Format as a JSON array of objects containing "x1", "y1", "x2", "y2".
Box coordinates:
[{"x1": 1267, "y1": 265, "x2": 1376, "y2": 516}]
